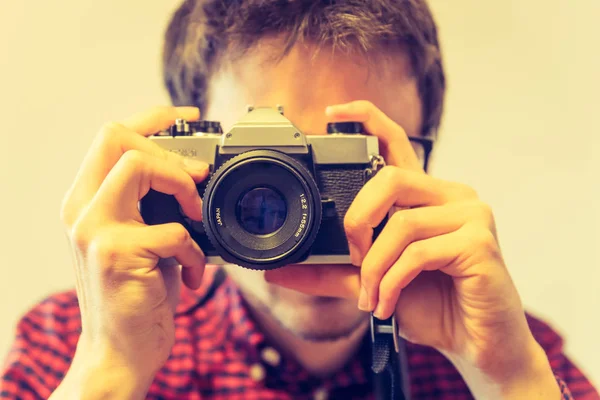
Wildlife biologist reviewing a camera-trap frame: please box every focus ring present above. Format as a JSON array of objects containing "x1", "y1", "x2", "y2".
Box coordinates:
[{"x1": 202, "y1": 150, "x2": 322, "y2": 270}]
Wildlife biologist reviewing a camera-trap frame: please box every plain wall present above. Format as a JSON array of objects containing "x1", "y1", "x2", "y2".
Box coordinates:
[{"x1": 1, "y1": 0, "x2": 598, "y2": 388}]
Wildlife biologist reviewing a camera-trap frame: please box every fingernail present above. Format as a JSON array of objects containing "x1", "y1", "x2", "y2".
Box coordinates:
[
  {"x1": 183, "y1": 158, "x2": 208, "y2": 171},
  {"x1": 373, "y1": 303, "x2": 384, "y2": 319},
  {"x1": 348, "y1": 243, "x2": 361, "y2": 266},
  {"x1": 358, "y1": 287, "x2": 369, "y2": 311},
  {"x1": 195, "y1": 197, "x2": 203, "y2": 219}
]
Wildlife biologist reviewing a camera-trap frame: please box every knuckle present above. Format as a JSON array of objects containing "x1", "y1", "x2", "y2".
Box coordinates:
[
  {"x1": 179, "y1": 171, "x2": 196, "y2": 189},
  {"x1": 70, "y1": 218, "x2": 93, "y2": 250},
  {"x1": 453, "y1": 182, "x2": 478, "y2": 199},
  {"x1": 404, "y1": 242, "x2": 427, "y2": 263},
  {"x1": 343, "y1": 214, "x2": 363, "y2": 241},
  {"x1": 389, "y1": 211, "x2": 416, "y2": 233},
  {"x1": 88, "y1": 231, "x2": 121, "y2": 267},
  {"x1": 172, "y1": 225, "x2": 192, "y2": 248},
  {"x1": 472, "y1": 199, "x2": 492, "y2": 214},
  {"x1": 59, "y1": 193, "x2": 76, "y2": 229},
  {"x1": 186, "y1": 181, "x2": 201, "y2": 200},
  {"x1": 120, "y1": 149, "x2": 146, "y2": 167},
  {"x1": 353, "y1": 100, "x2": 373, "y2": 110},
  {"x1": 473, "y1": 200, "x2": 495, "y2": 225},
  {"x1": 473, "y1": 229, "x2": 499, "y2": 255},
  {"x1": 376, "y1": 166, "x2": 402, "y2": 187},
  {"x1": 98, "y1": 121, "x2": 123, "y2": 143}
]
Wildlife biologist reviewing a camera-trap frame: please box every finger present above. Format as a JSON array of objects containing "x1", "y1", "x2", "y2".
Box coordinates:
[
  {"x1": 86, "y1": 122, "x2": 208, "y2": 189},
  {"x1": 358, "y1": 204, "x2": 472, "y2": 312},
  {"x1": 91, "y1": 150, "x2": 203, "y2": 221},
  {"x1": 325, "y1": 100, "x2": 422, "y2": 171},
  {"x1": 373, "y1": 227, "x2": 481, "y2": 320},
  {"x1": 181, "y1": 265, "x2": 204, "y2": 290},
  {"x1": 62, "y1": 116, "x2": 208, "y2": 228},
  {"x1": 344, "y1": 166, "x2": 477, "y2": 264},
  {"x1": 264, "y1": 264, "x2": 360, "y2": 300},
  {"x1": 140, "y1": 223, "x2": 205, "y2": 289},
  {"x1": 120, "y1": 105, "x2": 200, "y2": 137}
]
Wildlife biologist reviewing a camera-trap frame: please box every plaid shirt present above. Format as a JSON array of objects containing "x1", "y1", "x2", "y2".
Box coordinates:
[{"x1": 1, "y1": 266, "x2": 598, "y2": 399}]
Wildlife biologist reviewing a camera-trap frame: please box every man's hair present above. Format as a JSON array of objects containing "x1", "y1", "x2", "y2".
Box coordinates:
[{"x1": 163, "y1": 0, "x2": 446, "y2": 136}]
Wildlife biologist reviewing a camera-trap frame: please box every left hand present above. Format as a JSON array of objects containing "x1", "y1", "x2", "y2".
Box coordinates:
[{"x1": 265, "y1": 101, "x2": 559, "y2": 395}]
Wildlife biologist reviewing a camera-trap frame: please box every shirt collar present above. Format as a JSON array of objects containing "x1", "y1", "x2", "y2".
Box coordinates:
[{"x1": 176, "y1": 266, "x2": 371, "y2": 393}]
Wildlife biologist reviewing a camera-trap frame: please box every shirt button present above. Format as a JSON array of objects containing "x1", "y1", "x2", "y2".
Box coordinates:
[
  {"x1": 313, "y1": 387, "x2": 328, "y2": 400},
  {"x1": 249, "y1": 363, "x2": 266, "y2": 382},
  {"x1": 260, "y1": 346, "x2": 281, "y2": 367}
]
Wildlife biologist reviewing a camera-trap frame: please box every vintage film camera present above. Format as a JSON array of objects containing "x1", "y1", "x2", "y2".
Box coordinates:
[{"x1": 140, "y1": 106, "x2": 385, "y2": 270}]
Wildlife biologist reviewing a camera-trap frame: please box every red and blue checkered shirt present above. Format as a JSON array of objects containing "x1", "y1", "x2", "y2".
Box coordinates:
[{"x1": 1, "y1": 266, "x2": 598, "y2": 399}]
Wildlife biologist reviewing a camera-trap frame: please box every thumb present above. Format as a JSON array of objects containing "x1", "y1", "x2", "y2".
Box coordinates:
[{"x1": 265, "y1": 264, "x2": 361, "y2": 300}]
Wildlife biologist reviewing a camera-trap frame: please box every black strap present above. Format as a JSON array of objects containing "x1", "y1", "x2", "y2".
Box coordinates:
[{"x1": 371, "y1": 314, "x2": 409, "y2": 400}]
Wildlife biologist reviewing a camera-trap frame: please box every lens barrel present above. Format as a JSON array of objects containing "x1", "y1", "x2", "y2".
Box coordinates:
[{"x1": 202, "y1": 150, "x2": 322, "y2": 270}]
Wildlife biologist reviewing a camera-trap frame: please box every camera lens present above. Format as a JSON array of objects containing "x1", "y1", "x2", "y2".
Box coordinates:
[
  {"x1": 237, "y1": 187, "x2": 287, "y2": 235},
  {"x1": 202, "y1": 150, "x2": 322, "y2": 270}
]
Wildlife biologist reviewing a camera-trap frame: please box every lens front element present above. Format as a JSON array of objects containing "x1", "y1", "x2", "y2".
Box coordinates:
[
  {"x1": 202, "y1": 150, "x2": 322, "y2": 270},
  {"x1": 237, "y1": 187, "x2": 287, "y2": 236}
]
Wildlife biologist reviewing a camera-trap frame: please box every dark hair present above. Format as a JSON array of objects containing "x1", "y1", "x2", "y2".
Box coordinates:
[{"x1": 163, "y1": 0, "x2": 446, "y2": 136}]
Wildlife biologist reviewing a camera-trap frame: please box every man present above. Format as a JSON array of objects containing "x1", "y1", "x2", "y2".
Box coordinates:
[{"x1": 1, "y1": 0, "x2": 598, "y2": 399}]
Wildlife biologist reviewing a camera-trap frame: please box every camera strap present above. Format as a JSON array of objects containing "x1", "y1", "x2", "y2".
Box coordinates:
[{"x1": 371, "y1": 314, "x2": 410, "y2": 400}]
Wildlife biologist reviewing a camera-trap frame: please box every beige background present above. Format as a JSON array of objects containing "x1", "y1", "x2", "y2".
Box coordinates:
[{"x1": 1, "y1": 0, "x2": 598, "y2": 388}]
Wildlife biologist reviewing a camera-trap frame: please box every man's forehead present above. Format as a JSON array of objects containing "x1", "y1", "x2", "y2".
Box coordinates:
[{"x1": 207, "y1": 39, "x2": 423, "y2": 137}]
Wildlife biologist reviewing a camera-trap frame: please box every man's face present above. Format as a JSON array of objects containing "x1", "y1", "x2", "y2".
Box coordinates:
[{"x1": 204, "y1": 38, "x2": 423, "y2": 341}]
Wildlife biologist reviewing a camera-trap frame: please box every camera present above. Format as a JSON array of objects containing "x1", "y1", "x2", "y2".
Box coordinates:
[{"x1": 139, "y1": 106, "x2": 386, "y2": 270}]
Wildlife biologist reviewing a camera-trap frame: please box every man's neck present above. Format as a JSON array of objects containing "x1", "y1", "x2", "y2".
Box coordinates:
[{"x1": 245, "y1": 298, "x2": 369, "y2": 378}]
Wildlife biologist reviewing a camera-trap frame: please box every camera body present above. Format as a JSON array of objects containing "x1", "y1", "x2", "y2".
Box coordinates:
[{"x1": 140, "y1": 107, "x2": 385, "y2": 270}]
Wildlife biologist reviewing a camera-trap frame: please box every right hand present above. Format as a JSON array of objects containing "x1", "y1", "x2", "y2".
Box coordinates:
[{"x1": 59, "y1": 106, "x2": 209, "y2": 387}]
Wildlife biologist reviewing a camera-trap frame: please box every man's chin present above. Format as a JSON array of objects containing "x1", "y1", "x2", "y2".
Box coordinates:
[
  {"x1": 267, "y1": 294, "x2": 369, "y2": 342},
  {"x1": 225, "y1": 266, "x2": 368, "y2": 342},
  {"x1": 288, "y1": 316, "x2": 368, "y2": 342}
]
